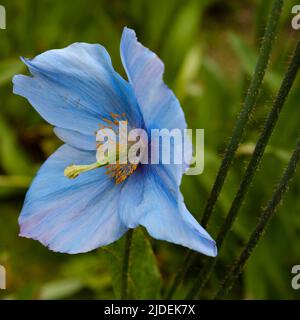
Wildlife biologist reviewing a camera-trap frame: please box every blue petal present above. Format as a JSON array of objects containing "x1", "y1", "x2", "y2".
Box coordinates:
[
  {"x1": 120, "y1": 27, "x2": 187, "y2": 131},
  {"x1": 53, "y1": 127, "x2": 96, "y2": 151},
  {"x1": 13, "y1": 42, "x2": 141, "y2": 148},
  {"x1": 120, "y1": 166, "x2": 217, "y2": 257},
  {"x1": 120, "y1": 28, "x2": 191, "y2": 182},
  {"x1": 19, "y1": 144, "x2": 127, "y2": 253},
  {"x1": 151, "y1": 129, "x2": 193, "y2": 185}
]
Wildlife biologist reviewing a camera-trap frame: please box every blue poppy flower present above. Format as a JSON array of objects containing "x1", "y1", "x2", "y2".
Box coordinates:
[{"x1": 13, "y1": 27, "x2": 217, "y2": 257}]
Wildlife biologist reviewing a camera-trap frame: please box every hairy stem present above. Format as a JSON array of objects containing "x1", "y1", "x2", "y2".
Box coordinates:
[
  {"x1": 201, "y1": 0, "x2": 283, "y2": 228},
  {"x1": 164, "y1": 250, "x2": 194, "y2": 299},
  {"x1": 186, "y1": 39, "x2": 300, "y2": 300},
  {"x1": 169, "y1": 0, "x2": 283, "y2": 300},
  {"x1": 121, "y1": 229, "x2": 133, "y2": 300},
  {"x1": 215, "y1": 40, "x2": 300, "y2": 248},
  {"x1": 215, "y1": 135, "x2": 300, "y2": 299}
]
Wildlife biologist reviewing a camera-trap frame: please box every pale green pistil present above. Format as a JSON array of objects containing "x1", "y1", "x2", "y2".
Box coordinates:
[{"x1": 64, "y1": 162, "x2": 105, "y2": 179}]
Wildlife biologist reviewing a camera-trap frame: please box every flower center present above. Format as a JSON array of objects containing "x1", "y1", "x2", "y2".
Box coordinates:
[
  {"x1": 64, "y1": 112, "x2": 140, "y2": 184},
  {"x1": 99, "y1": 113, "x2": 138, "y2": 184},
  {"x1": 105, "y1": 162, "x2": 138, "y2": 184}
]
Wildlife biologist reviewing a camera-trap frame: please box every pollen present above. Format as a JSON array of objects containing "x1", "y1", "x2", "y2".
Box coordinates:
[
  {"x1": 97, "y1": 112, "x2": 139, "y2": 184},
  {"x1": 105, "y1": 162, "x2": 138, "y2": 184}
]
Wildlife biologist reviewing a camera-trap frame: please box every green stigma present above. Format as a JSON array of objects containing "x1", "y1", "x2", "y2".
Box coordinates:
[
  {"x1": 64, "y1": 149, "x2": 120, "y2": 179},
  {"x1": 64, "y1": 162, "x2": 105, "y2": 179}
]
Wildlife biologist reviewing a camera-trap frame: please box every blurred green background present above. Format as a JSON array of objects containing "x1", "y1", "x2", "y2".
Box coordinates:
[{"x1": 0, "y1": 0, "x2": 300, "y2": 300}]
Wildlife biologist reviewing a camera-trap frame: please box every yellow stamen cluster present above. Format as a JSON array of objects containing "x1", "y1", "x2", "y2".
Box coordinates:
[
  {"x1": 105, "y1": 162, "x2": 138, "y2": 184},
  {"x1": 98, "y1": 112, "x2": 138, "y2": 184}
]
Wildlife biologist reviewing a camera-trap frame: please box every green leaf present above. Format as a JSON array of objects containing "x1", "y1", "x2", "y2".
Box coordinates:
[
  {"x1": 0, "y1": 175, "x2": 32, "y2": 188},
  {"x1": 228, "y1": 32, "x2": 281, "y2": 91},
  {"x1": 39, "y1": 279, "x2": 83, "y2": 300},
  {"x1": 0, "y1": 59, "x2": 25, "y2": 85},
  {"x1": 0, "y1": 115, "x2": 33, "y2": 175},
  {"x1": 237, "y1": 142, "x2": 291, "y2": 163},
  {"x1": 174, "y1": 43, "x2": 203, "y2": 100},
  {"x1": 103, "y1": 228, "x2": 161, "y2": 299},
  {"x1": 144, "y1": 0, "x2": 180, "y2": 48},
  {"x1": 160, "y1": 0, "x2": 203, "y2": 80}
]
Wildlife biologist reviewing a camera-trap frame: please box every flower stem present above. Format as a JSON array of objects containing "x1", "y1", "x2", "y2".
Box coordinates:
[
  {"x1": 164, "y1": 250, "x2": 194, "y2": 299},
  {"x1": 167, "y1": 0, "x2": 283, "y2": 300},
  {"x1": 185, "y1": 256, "x2": 214, "y2": 299},
  {"x1": 185, "y1": 38, "x2": 300, "y2": 300},
  {"x1": 214, "y1": 134, "x2": 300, "y2": 299},
  {"x1": 216, "y1": 40, "x2": 300, "y2": 248},
  {"x1": 121, "y1": 229, "x2": 133, "y2": 300},
  {"x1": 201, "y1": 0, "x2": 283, "y2": 228}
]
